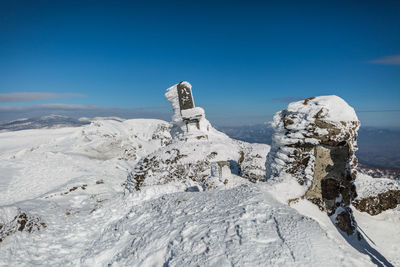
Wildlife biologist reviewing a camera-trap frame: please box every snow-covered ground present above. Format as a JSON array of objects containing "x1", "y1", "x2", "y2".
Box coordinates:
[{"x1": 0, "y1": 119, "x2": 399, "y2": 266}]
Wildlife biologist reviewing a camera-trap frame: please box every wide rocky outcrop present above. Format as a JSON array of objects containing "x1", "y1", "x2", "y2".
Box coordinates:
[{"x1": 266, "y1": 95, "x2": 360, "y2": 235}]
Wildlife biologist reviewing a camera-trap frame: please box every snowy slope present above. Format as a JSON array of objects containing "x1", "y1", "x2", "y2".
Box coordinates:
[
  {"x1": 0, "y1": 119, "x2": 399, "y2": 266},
  {"x1": 0, "y1": 119, "x2": 171, "y2": 206}
]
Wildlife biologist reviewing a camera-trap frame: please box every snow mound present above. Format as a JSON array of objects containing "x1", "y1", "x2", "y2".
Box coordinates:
[{"x1": 286, "y1": 95, "x2": 358, "y2": 123}]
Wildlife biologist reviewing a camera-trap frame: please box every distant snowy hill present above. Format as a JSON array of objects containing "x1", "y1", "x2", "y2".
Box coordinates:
[
  {"x1": 0, "y1": 118, "x2": 399, "y2": 266},
  {"x1": 0, "y1": 115, "x2": 90, "y2": 132}
]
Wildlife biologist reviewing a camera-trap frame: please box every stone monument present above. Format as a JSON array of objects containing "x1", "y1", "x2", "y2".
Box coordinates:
[{"x1": 165, "y1": 81, "x2": 211, "y2": 140}]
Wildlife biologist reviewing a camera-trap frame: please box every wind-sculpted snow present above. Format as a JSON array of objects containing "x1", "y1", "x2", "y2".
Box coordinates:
[{"x1": 82, "y1": 184, "x2": 375, "y2": 266}]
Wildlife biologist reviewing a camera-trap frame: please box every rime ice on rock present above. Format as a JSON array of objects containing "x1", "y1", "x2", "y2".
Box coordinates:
[
  {"x1": 204, "y1": 161, "x2": 231, "y2": 189},
  {"x1": 165, "y1": 81, "x2": 211, "y2": 140},
  {"x1": 266, "y1": 95, "x2": 360, "y2": 235},
  {"x1": 211, "y1": 161, "x2": 231, "y2": 182}
]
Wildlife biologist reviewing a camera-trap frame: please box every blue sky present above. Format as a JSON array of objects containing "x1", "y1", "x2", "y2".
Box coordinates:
[{"x1": 0, "y1": 0, "x2": 399, "y2": 126}]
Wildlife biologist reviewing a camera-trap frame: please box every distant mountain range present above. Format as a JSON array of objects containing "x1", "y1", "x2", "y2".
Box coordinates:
[
  {"x1": 1, "y1": 115, "x2": 399, "y2": 170},
  {"x1": 217, "y1": 124, "x2": 400, "y2": 170}
]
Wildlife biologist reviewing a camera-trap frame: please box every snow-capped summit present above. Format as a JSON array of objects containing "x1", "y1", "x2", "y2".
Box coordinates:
[{"x1": 0, "y1": 88, "x2": 399, "y2": 266}]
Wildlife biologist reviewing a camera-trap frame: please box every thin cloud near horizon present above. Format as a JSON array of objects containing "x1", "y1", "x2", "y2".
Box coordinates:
[
  {"x1": 0, "y1": 92, "x2": 86, "y2": 103},
  {"x1": 369, "y1": 54, "x2": 400, "y2": 66}
]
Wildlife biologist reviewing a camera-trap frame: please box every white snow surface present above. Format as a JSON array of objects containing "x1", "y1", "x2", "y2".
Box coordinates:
[
  {"x1": 355, "y1": 173, "x2": 400, "y2": 199},
  {"x1": 287, "y1": 95, "x2": 358, "y2": 123},
  {"x1": 0, "y1": 119, "x2": 399, "y2": 266}
]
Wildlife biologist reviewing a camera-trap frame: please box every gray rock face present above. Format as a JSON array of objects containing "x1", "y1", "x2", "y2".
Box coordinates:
[{"x1": 305, "y1": 144, "x2": 356, "y2": 216}]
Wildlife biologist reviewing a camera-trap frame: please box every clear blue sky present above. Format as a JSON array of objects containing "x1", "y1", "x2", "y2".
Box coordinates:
[{"x1": 0, "y1": 0, "x2": 399, "y2": 126}]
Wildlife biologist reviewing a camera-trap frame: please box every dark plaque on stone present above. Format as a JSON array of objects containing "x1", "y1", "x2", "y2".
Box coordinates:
[{"x1": 177, "y1": 82, "x2": 195, "y2": 110}]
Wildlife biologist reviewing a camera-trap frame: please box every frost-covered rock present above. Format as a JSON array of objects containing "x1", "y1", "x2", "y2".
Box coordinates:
[
  {"x1": 238, "y1": 142, "x2": 269, "y2": 182},
  {"x1": 353, "y1": 174, "x2": 400, "y2": 215},
  {"x1": 204, "y1": 161, "x2": 231, "y2": 189},
  {"x1": 125, "y1": 138, "x2": 270, "y2": 191},
  {"x1": 266, "y1": 95, "x2": 360, "y2": 235}
]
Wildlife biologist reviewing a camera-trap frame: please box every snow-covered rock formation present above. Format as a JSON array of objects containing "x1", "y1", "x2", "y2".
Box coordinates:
[
  {"x1": 266, "y1": 96, "x2": 360, "y2": 235},
  {"x1": 126, "y1": 82, "x2": 269, "y2": 192}
]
